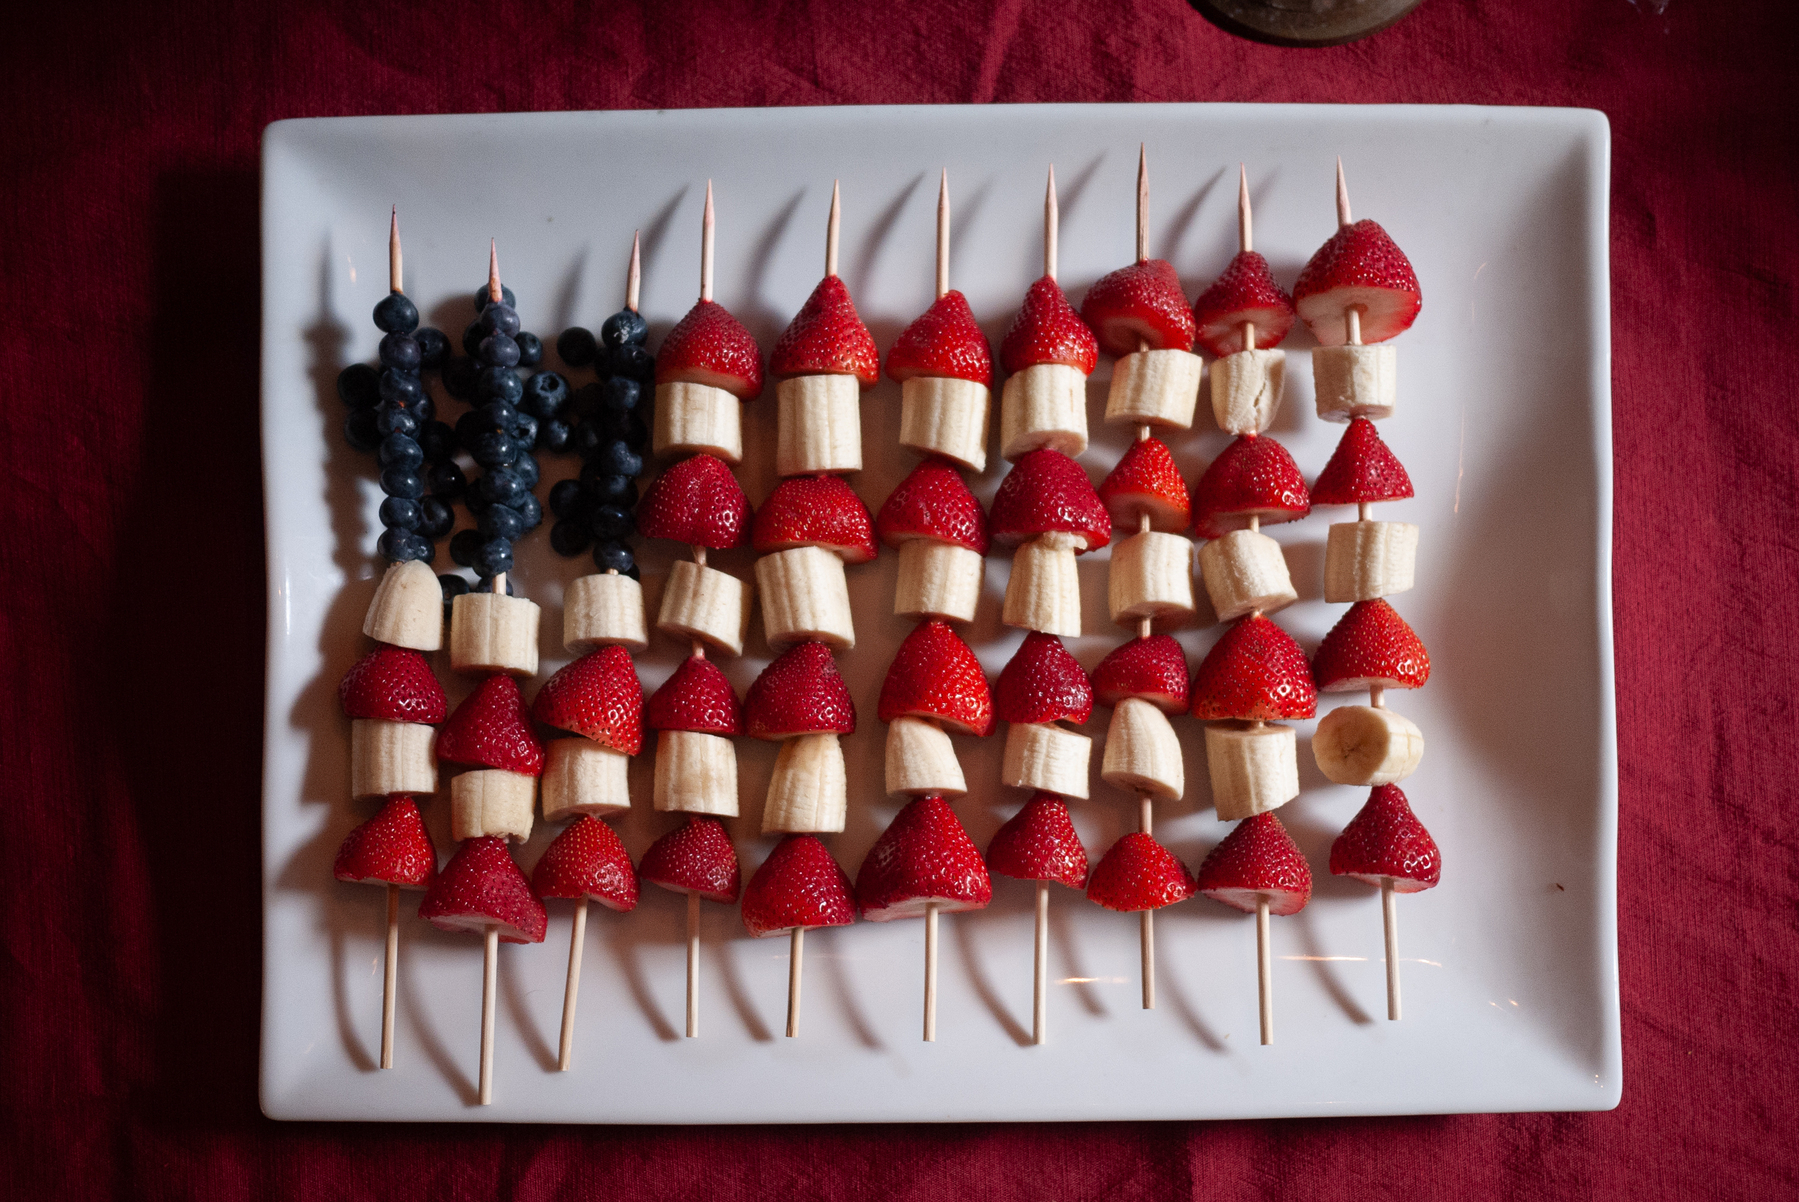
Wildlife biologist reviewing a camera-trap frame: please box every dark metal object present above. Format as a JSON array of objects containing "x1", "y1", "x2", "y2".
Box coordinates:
[{"x1": 1191, "y1": 0, "x2": 1427, "y2": 47}]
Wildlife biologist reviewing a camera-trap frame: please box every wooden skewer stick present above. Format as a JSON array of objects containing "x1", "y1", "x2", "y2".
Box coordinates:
[
  {"x1": 556, "y1": 896, "x2": 588, "y2": 1071},
  {"x1": 1032, "y1": 882, "x2": 1048, "y2": 1045},
  {"x1": 1239, "y1": 166, "x2": 1257, "y2": 354},
  {"x1": 1044, "y1": 165, "x2": 1058, "y2": 282},
  {"x1": 1135, "y1": 144, "x2": 1149, "y2": 263},
  {"x1": 626, "y1": 230, "x2": 642, "y2": 313},
  {"x1": 1139, "y1": 793, "x2": 1155, "y2": 1010},
  {"x1": 479, "y1": 924, "x2": 498, "y2": 1104},
  {"x1": 690, "y1": 545, "x2": 708, "y2": 660},
  {"x1": 1335, "y1": 161, "x2": 1364, "y2": 345},
  {"x1": 389, "y1": 207, "x2": 402, "y2": 294},
  {"x1": 1383, "y1": 876, "x2": 1402, "y2": 1021},
  {"x1": 488, "y1": 240, "x2": 502, "y2": 304},
  {"x1": 936, "y1": 170, "x2": 950, "y2": 299},
  {"x1": 700, "y1": 181, "x2": 715, "y2": 302},
  {"x1": 1256, "y1": 897, "x2": 1273, "y2": 1046},
  {"x1": 826, "y1": 179, "x2": 841, "y2": 278},
  {"x1": 685, "y1": 891, "x2": 701, "y2": 1038},
  {"x1": 923, "y1": 901, "x2": 941, "y2": 1042},
  {"x1": 786, "y1": 927, "x2": 805, "y2": 1038},
  {"x1": 380, "y1": 884, "x2": 398, "y2": 1069}
]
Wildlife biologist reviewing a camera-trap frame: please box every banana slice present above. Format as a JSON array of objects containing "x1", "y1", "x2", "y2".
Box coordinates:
[
  {"x1": 757, "y1": 545, "x2": 855, "y2": 649},
  {"x1": 1313, "y1": 343, "x2": 1397, "y2": 422},
  {"x1": 1100, "y1": 698, "x2": 1183, "y2": 800},
  {"x1": 564, "y1": 572, "x2": 649, "y2": 653},
  {"x1": 653, "y1": 729, "x2": 739, "y2": 817},
  {"x1": 362, "y1": 559, "x2": 443, "y2": 651},
  {"x1": 1001, "y1": 721, "x2": 1091, "y2": 799},
  {"x1": 541, "y1": 736, "x2": 631, "y2": 822},
  {"x1": 885, "y1": 716, "x2": 967, "y2": 797},
  {"x1": 1312, "y1": 704, "x2": 1424, "y2": 786},
  {"x1": 1204, "y1": 721, "x2": 1299, "y2": 821},
  {"x1": 657, "y1": 560, "x2": 752, "y2": 657},
  {"x1": 1323, "y1": 521, "x2": 1418, "y2": 603},
  {"x1": 1105, "y1": 348, "x2": 1202, "y2": 430},
  {"x1": 776, "y1": 375, "x2": 862, "y2": 476},
  {"x1": 1002, "y1": 531, "x2": 1083, "y2": 636},
  {"x1": 653, "y1": 381, "x2": 743, "y2": 463},
  {"x1": 1108, "y1": 530, "x2": 1195, "y2": 625},
  {"x1": 449, "y1": 592, "x2": 541, "y2": 677},
  {"x1": 450, "y1": 768, "x2": 536, "y2": 842},
  {"x1": 1210, "y1": 348, "x2": 1286, "y2": 435},
  {"x1": 895, "y1": 539, "x2": 983, "y2": 623},
  {"x1": 349, "y1": 718, "x2": 437, "y2": 800},
  {"x1": 1000, "y1": 363, "x2": 1088, "y2": 460},
  {"x1": 900, "y1": 376, "x2": 989, "y2": 472},
  {"x1": 763, "y1": 732, "x2": 848, "y2": 834},
  {"x1": 1198, "y1": 529, "x2": 1296, "y2": 623}
]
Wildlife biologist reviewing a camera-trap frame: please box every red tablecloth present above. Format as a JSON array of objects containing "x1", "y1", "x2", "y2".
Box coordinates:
[{"x1": 6, "y1": 0, "x2": 1797, "y2": 1196}]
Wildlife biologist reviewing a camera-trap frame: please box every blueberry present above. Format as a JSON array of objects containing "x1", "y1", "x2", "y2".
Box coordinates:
[
  {"x1": 373, "y1": 292, "x2": 420, "y2": 334},
  {"x1": 379, "y1": 466, "x2": 425, "y2": 499},
  {"x1": 378, "y1": 368, "x2": 421, "y2": 406},
  {"x1": 514, "y1": 492, "x2": 542, "y2": 530},
  {"x1": 379, "y1": 332, "x2": 421, "y2": 372},
  {"x1": 337, "y1": 362, "x2": 381, "y2": 408},
  {"x1": 429, "y1": 460, "x2": 467, "y2": 500},
  {"x1": 477, "y1": 401, "x2": 519, "y2": 432},
  {"x1": 600, "y1": 308, "x2": 649, "y2": 349},
  {"x1": 379, "y1": 495, "x2": 422, "y2": 530},
  {"x1": 601, "y1": 376, "x2": 640, "y2": 415},
  {"x1": 595, "y1": 440, "x2": 642, "y2": 477},
  {"x1": 414, "y1": 327, "x2": 450, "y2": 369},
  {"x1": 449, "y1": 529, "x2": 483, "y2": 567},
  {"x1": 480, "y1": 301, "x2": 521, "y2": 338},
  {"x1": 479, "y1": 503, "x2": 526, "y2": 542},
  {"x1": 472, "y1": 432, "x2": 516, "y2": 468},
  {"x1": 550, "y1": 518, "x2": 590, "y2": 557},
  {"x1": 437, "y1": 573, "x2": 470, "y2": 600},
  {"x1": 536, "y1": 418, "x2": 572, "y2": 453},
  {"x1": 417, "y1": 496, "x2": 455, "y2": 540},
  {"x1": 608, "y1": 343, "x2": 655, "y2": 383},
  {"x1": 479, "y1": 466, "x2": 525, "y2": 505},
  {"x1": 513, "y1": 451, "x2": 540, "y2": 490},
  {"x1": 473, "y1": 574, "x2": 516, "y2": 596},
  {"x1": 378, "y1": 433, "x2": 424, "y2": 471},
  {"x1": 572, "y1": 420, "x2": 604, "y2": 458},
  {"x1": 374, "y1": 403, "x2": 417, "y2": 439},
  {"x1": 570, "y1": 382, "x2": 605, "y2": 418},
  {"x1": 442, "y1": 357, "x2": 478, "y2": 401},
  {"x1": 343, "y1": 408, "x2": 380, "y2": 452},
  {"x1": 507, "y1": 412, "x2": 538, "y2": 447},
  {"x1": 477, "y1": 366, "x2": 524, "y2": 404},
  {"x1": 473, "y1": 283, "x2": 517, "y2": 312},
  {"x1": 589, "y1": 503, "x2": 634, "y2": 542},
  {"x1": 378, "y1": 527, "x2": 423, "y2": 562},
  {"x1": 472, "y1": 538, "x2": 514, "y2": 578},
  {"x1": 557, "y1": 327, "x2": 596, "y2": 367},
  {"x1": 463, "y1": 486, "x2": 489, "y2": 517},
  {"x1": 592, "y1": 540, "x2": 637, "y2": 576},
  {"x1": 549, "y1": 479, "x2": 584, "y2": 518},
  {"x1": 462, "y1": 320, "x2": 485, "y2": 358},
  {"x1": 418, "y1": 420, "x2": 456, "y2": 464},
  {"x1": 522, "y1": 371, "x2": 569, "y2": 419},
  {"x1": 581, "y1": 468, "x2": 637, "y2": 506},
  {"x1": 405, "y1": 393, "x2": 435, "y2": 425},
  {"x1": 516, "y1": 331, "x2": 543, "y2": 368},
  {"x1": 480, "y1": 333, "x2": 520, "y2": 368}
]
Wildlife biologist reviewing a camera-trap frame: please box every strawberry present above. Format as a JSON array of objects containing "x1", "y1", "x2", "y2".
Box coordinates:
[
  {"x1": 636, "y1": 453, "x2": 751, "y2": 550},
  {"x1": 989, "y1": 449, "x2": 1111, "y2": 552},
  {"x1": 1091, "y1": 635, "x2": 1188, "y2": 714},
  {"x1": 333, "y1": 795, "x2": 438, "y2": 889},
  {"x1": 1079, "y1": 258, "x2": 1196, "y2": 357},
  {"x1": 1311, "y1": 600, "x2": 1430, "y2": 692},
  {"x1": 1191, "y1": 251, "x2": 1297, "y2": 358},
  {"x1": 770, "y1": 274, "x2": 879, "y2": 386},
  {"x1": 743, "y1": 641, "x2": 855, "y2": 741},
  {"x1": 878, "y1": 620, "x2": 993, "y2": 737},
  {"x1": 638, "y1": 816, "x2": 740, "y2": 903},
  {"x1": 339, "y1": 644, "x2": 447, "y2": 724},
  {"x1": 438, "y1": 674, "x2": 545, "y2": 775},
  {"x1": 1097, "y1": 436, "x2": 1190, "y2": 532},
  {"x1": 985, "y1": 793, "x2": 1088, "y2": 888},
  {"x1": 885, "y1": 290, "x2": 993, "y2": 387},
  {"x1": 417, "y1": 835, "x2": 548, "y2": 943},
  {"x1": 1000, "y1": 276, "x2": 1098, "y2": 375},
  {"x1": 1189, "y1": 434, "x2": 1311, "y2": 539},
  {"x1": 1293, "y1": 219, "x2": 1421, "y2": 346},
  {"x1": 655, "y1": 298, "x2": 764, "y2": 399},
  {"x1": 875, "y1": 458, "x2": 989, "y2": 553},
  {"x1": 1310, "y1": 417, "x2": 1414, "y2": 505},
  {"x1": 1085, "y1": 833, "x2": 1195, "y2": 912},
  {"x1": 751, "y1": 475, "x2": 876, "y2": 563},
  {"x1": 994, "y1": 632, "x2": 1092, "y2": 726},
  {"x1": 1329, "y1": 784, "x2": 1442, "y2": 892},
  {"x1": 1194, "y1": 812, "x2": 1312, "y2": 916},
  {"x1": 741, "y1": 834, "x2": 858, "y2": 937},
  {"x1": 531, "y1": 815, "x2": 638, "y2": 911},
  {"x1": 1189, "y1": 614, "x2": 1317, "y2": 721},
  {"x1": 855, "y1": 794, "x2": 992, "y2": 921},
  {"x1": 646, "y1": 654, "x2": 741, "y2": 735},
  {"x1": 530, "y1": 645, "x2": 644, "y2": 755}
]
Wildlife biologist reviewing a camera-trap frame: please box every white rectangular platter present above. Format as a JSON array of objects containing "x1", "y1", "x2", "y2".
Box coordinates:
[{"x1": 260, "y1": 103, "x2": 1617, "y2": 1122}]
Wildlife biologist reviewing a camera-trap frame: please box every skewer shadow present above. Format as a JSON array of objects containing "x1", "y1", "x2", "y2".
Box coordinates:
[
  {"x1": 608, "y1": 925, "x2": 679, "y2": 1043},
  {"x1": 1161, "y1": 166, "x2": 1228, "y2": 268},
  {"x1": 1155, "y1": 923, "x2": 1227, "y2": 1052},
  {"x1": 501, "y1": 941, "x2": 560, "y2": 1070},
  {"x1": 1294, "y1": 906, "x2": 1373, "y2": 1026},
  {"x1": 548, "y1": 246, "x2": 587, "y2": 344},
  {"x1": 947, "y1": 179, "x2": 993, "y2": 275},
  {"x1": 953, "y1": 910, "x2": 1032, "y2": 1047},
  {"x1": 396, "y1": 937, "x2": 476, "y2": 1105},
  {"x1": 715, "y1": 935, "x2": 774, "y2": 1043},
  {"x1": 820, "y1": 928, "x2": 883, "y2": 1050},
  {"x1": 739, "y1": 188, "x2": 807, "y2": 346},
  {"x1": 848, "y1": 173, "x2": 923, "y2": 302},
  {"x1": 330, "y1": 923, "x2": 377, "y2": 1072},
  {"x1": 1048, "y1": 889, "x2": 1106, "y2": 1017}
]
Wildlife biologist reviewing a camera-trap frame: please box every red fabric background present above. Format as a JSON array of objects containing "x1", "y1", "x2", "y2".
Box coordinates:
[{"x1": 4, "y1": 0, "x2": 1796, "y2": 1197}]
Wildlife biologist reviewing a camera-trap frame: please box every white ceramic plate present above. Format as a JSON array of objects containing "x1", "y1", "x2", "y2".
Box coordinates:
[{"x1": 260, "y1": 104, "x2": 1616, "y2": 1122}]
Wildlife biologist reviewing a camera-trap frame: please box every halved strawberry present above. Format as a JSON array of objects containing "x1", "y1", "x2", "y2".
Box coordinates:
[
  {"x1": 1194, "y1": 812, "x2": 1312, "y2": 916},
  {"x1": 886, "y1": 290, "x2": 993, "y2": 387},
  {"x1": 1189, "y1": 614, "x2": 1316, "y2": 721},
  {"x1": 994, "y1": 632, "x2": 1092, "y2": 726},
  {"x1": 1098, "y1": 436, "x2": 1190, "y2": 532},
  {"x1": 855, "y1": 794, "x2": 992, "y2": 921},
  {"x1": 985, "y1": 793, "x2": 1088, "y2": 889},
  {"x1": 1311, "y1": 600, "x2": 1430, "y2": 692},
  {"x1": 333, "y1": 795, "x2": 437, "y2": 889},
  {"x1": 1000, "y1": 276, "x2": 1098, "y2": 375},
  {"x1": 770, "y1": 275, "x2": 879, "y2": 386},
  {"x1": 1091, "y1": 635, "x2": 1188, "y2": 714},
  {"x1": 638, "y1": 816, "x2": 740, "y2": 903},
  {"x1": 646, "y1": 654, "x2": 741, "y2": 735},
  {"x1": 339, "y1": 645, "x2": 447, "y2": 724},
  {"x1": 875, "y1": 458, "x2": 989, "y2": 553},
  {"x1": 1085, "y1": 832, "x2": 1195, "y2": 912},
  {"x1": 751, "y1": 475, "x2": 876, "y2": 563},
  {"x1": 1190, "y1": 435, "x2": 1311, "y2": 538},
  {"x1": 531, "y1": 645, "x2": 644, "y2": 755},
  {"x1": 636, "y1": 453, "x2": 751, "y2": 550},
  {"x1": 1310, "y1": 417, "x2": 1414, "y2": 505},
  {"x1": 1293, "y1": 219, "x2": 1421, "y2": 346},
  {"x1": 656, "y1": 298, "x2": 764, "y2": 399},
  {"x1": 878, "y1": 620, "x2": 993, "y2": 737},
  {"x1": 1079, "y1": 258, "x2": 1197, "y2": 357},
  {"x1": 741, "y1": 834, "x2": 858, "y2": 937},
  {"x1": 1330, "y1": 784, "x2": 1441, "y2": 892},
  {"x1": 418, "y1": 835, "x2": 548, "y2": 943},
  {"x1": 743, "y1": 641, "x2": 855, "y2": 741},
  {"x1": 531, "y1": 815, "x2": 638, "y2": 911},
  {"x1": 989, "y1": 449, "x2": 1111, "y2": 552},
  {"x1": 438, "y1": 674, "x2": 545, "y2": 775},
  {"x1": 1191, "y1": 251, "x2": 1296, "y2": 358}
]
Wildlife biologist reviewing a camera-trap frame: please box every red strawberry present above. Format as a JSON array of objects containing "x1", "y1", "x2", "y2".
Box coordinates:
[
  {"x1": 638, "y1": 816, "x2": 740, "y2": 903},
  {"x1": 1091, "y1": 635, "x2": 1188, "y2": 714},
  {"x1": 438, "y1": 674, "x2": 545, "y2": 775},
  {"x1": 751, "y1": 475, "x2": 876, "y2": 564},
  {"x1": 1310, "y1": 418, "x2": 1414, "y2": 505},
  {"x1": 1189, "y1": 614, "x2": 1317, "y2": 721},
  {"x1": 855, "y1": 794, "x2": 992, "y2": 921},
  {"x1": 885, "y1": 290, "x2": 993, "y2": 387},
  {"x1": 743, "y1": 641, "x2": 855, "y2": 741},
  {"x1": 333, "y1": 795, "x2": 438, "y2": 889},
  {"x1": 770, "y1": 274, "x2": 879, "y2": 386},
  {"x1": 531, "y1": 815, "x2": 639, "y2": 912},
  {"x1": 1195, "y1": 812, "x2": 1312, "y2": 916},
  {"x1": 1311, "y1": 600, "x2": 1430, "y2": 692},
  {"x1": 985, "y1": 793, "x2": 1088, "y2": 889},
  {"x1": 1293, "y1": 219, "x2": 1421, "y2": 346},
  {"x1": 875, "y1": 458, "x2": 989, "y2": 553},
  {"x1": 417, "y1": 835, "x2": 548, "y2": 943},
  {"x1": 646, "y1": 654, "x2": 741, "y2": 735},
  {"x1": 878, "y1": 620, "x2": 993, "y2": 737},
  {"x1": 741, "y1": 834, "x2": 858, "y2": 937},
  {"x1": 1085, "y1": 833, "x2": 1195, "y2": 912},
  {"x1": 1330, "y1": 784, "x2": 1442, "y2": 892},
  {"x1": 1191, "y1": 251, "x2": 1297, "y2": 358},
  {"x1": 1189, "y1": 435, "x2": 1311, "y2": 538},
  {"x1": 1098, "y1": 436, "x2": 1190, "y2": 532},
  {"x1": 339, "y1": 645, "x2": 447, "y2": 724},
  {"x1": 1000, "y1": 276, "x2": 1099, "y2": 375},
  {"x1": 994, "y1": 632, "x2": 1093, "y2": 726},
  {"x1": 531, "y1": 645, "x2": 644, "y2": 755},
  {"x1": 1079, "y1": 259, "x2": 1196, "y2": 356},
  {"x1": 636, "y1": 454, "x2": 751, "y2": 550},
  {"x1": 989, "y1": 449, "x2": 1111, "y2": 552},
  {"x1": 655, "y1": 298, "x2": 764, "y2": 399}
]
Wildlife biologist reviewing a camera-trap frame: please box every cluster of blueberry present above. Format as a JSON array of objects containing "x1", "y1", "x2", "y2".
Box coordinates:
[{"x1": 546, "y1": 308, "x2": 652, "y2": 579}]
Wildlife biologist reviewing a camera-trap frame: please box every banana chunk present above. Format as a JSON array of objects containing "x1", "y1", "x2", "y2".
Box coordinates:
[
  {"x1": 900, "y1": 376, "x2": 989, "y2": 472},
  {"x1": 449, "y1": 592, "x2": 541, "y2": 677},
  {"x1": 1210, "y1": 348, "x2": 1286, "y2": 435},
  {"x1": 757, "y1": 545, "x2": 855, "y2": 650},
  {"x1": 1324, "y1": 520, "x2": 1418, "y2": 603},
  {"x1": 1001, "y1": 721, "x2": 1091, "y2": 799},
  {"x1": 1198, "y1": 530, "x2": 1297, "y2": 622},
  {"x1": 762, "y1": 732, "x2": 848, "y2": 834},
  {"x1": 450, "y1": 768, "x2": 536, "y2": 842},
  {"x1": 1204, "y1": 721, "x2": 1299, "y2": 821},
  {"x1": 1100, "y1": 698, "x2": 1183, "y2": 800},
  {"x1": 541, "y1": 737, "x2": 632, "y2": 822},
  {"x1": 653, "y1": 381, "x2": 743, "y2": 463},
  {"x1": 349, "y1": 718, "x2": 437, "y2": 800},
  {"x1": 1312, "y1": 704, "x2": 1424, "y2": 786},
  {"x1": 1108, "y1": 531, "x2": 1195, "y2": 625},
  {"x1": 564, "y1": 572, "x2": 649, "y2": 653},
  {"x1": 362, "y1": 559, "x2": 443, "y2": 651},
  {"x1": 1000, "y1": 363, "x2": 1088, "y2": 460},
  {"x1": 886, "y1": 716, "x2": 967, "y2": 798},
  {"x1": 1002, "y1": 531, "x2": 1083, "y2": 636},
  {"x1": 657, "y1": 560, "x2": 751, "y2": 657},
  {"x1": 895, "y1": 539, "x2": 983, "y2": 623},
  {"x1": 776, "y1": 375, "x2": 862, "y2": 476},
  {"x1": 1313, "y1": 343, "x2": 1397, "y2": 422},
  {"x1": 653, "y1": 729, "x2": 739, "y2": 817},
  {"x1": 1106, "y1": 348, "x2": 1202, "y2": 430}
]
